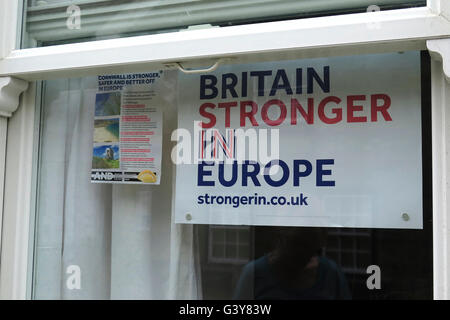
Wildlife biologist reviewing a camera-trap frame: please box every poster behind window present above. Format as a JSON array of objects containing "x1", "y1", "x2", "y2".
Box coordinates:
[
  {"x1": 90, "y1": 71, "x2": 174, "y2": 184},
  {"x1": 174, "y1": 51, "x2": 423, "y2": 229}
]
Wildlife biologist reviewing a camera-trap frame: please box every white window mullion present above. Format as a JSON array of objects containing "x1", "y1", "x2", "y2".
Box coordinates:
[
  {"x1": 0, "y1": 116, "x2": 7, "y2": 254},
  {"x1": 0, "y1": 80, "x2": 34, "y2": 300},
  {"x1": 428, "y1": 0, "x2": 450, "y2": 19},
  {"x1": 0, "y1": 77, "x2": 30, "y2": 255},
  {"x1": 0, "y1": 0, "x2": 21, "y2": 59},
  {"x1": 428, "y1": 38, "x2": 450, "y2": 300}
]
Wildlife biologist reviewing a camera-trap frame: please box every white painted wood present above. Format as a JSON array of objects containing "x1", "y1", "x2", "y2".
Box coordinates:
[
  {"x1": 428, "y1": 38, "x2": 450, "y2": 299},
  {"x1": 431, "y1": 59, "x2": 450, "y2": 300},
  {"x1": 443, "y1": 2, "x2": 450, "y2": 21},
  {"x1": 1, "y1": 7, "x2": 450, "y2": 80},
  {"x1": 428, "y1": 0, "x2": 440, "y2": 13},
  {"x1": 0, "y1": 0, "x2": 19, "y2": 59},
  {"x1": 0, "y1": 83, "x2": 36, "y2": 299},
  {"x1": 0, "y1": 2, "x2": 21, "y2": 294},
  {"x1": 0, "y1": 117, "x2": 7, "y2": 262},
  {"x1": 428, "y1": 0, "x2": 450, "y2": 21},
  {"x1": 428, "y1": 39, "x2": 450, "y2": 82},
  {"x1": 0, "y1": 75, "x2": 29, "y2": 299},
  {"x1": 0, "y1": 77, "x2": 29, "y2": 117}
]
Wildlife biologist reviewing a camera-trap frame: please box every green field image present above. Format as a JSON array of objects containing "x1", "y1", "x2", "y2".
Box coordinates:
[
  {"x1": 92, "y1": 145, "x2": 120, "y2": 169},
  {"x1": 92, "y1": 157, "x2": 120, "y2": 169}
]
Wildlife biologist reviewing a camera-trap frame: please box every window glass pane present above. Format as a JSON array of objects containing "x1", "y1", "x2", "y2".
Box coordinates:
[
  {"x1": 31, "y1": 51, "x2": 432, "y2": 300},
  {"x1": 33, "y1": 72, "x2": 194, "y2": 299},
  {"x1": 23, "y1": 0, "x2": 426, "y2": 48}
]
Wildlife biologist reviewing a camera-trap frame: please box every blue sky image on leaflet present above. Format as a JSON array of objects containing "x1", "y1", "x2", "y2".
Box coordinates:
[
  {"x1": 95, "y1": 92, "x2": 121, "y2": 116},
  {"x1": 93, "y1": 145, "x2": 119, "y2": 160}
]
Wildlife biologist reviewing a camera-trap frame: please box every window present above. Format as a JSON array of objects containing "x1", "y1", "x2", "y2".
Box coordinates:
[
  {"x1": 208, "y1": 226, "x2": 251, "y2": 264},
  {"x1": 0, "y1": 0, "x2": 449, "y2": 301},
  {"x1": 23, "y1": 0, "x2": 426, "y2": 48},
  {"x1": 29, "y1": 51, "x2": 433, "y2": 299},
  {"x1": 325, "y1": 229, "x2": 373, "y2": 275}
]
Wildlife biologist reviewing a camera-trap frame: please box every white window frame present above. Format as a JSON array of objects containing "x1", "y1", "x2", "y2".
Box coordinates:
[{"x1": 1, "y1": 0, "x2": 450, "y2": 300}]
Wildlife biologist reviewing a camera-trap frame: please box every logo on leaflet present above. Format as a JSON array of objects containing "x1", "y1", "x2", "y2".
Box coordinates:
[{"x1": 91, "y1": 171, "x2": 122, "y2": 181}]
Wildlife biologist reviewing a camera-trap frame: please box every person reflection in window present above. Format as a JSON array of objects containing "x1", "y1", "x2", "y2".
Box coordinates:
[{"x1": 233, "y1": 227, "x2": 351, "y2": 300}]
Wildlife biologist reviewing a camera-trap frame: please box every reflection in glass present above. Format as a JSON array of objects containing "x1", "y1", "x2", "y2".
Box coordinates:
[
  {"x1": 233, "y1": 227, "x2": 351, "y2": 300},
  {"x1": 198, "y1": 224, "x2": 433, "y2": 300}
]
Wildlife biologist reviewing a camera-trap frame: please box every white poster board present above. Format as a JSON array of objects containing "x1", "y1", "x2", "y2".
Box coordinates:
[{"x1": 174, "y1": 52, "x2": 423, "y2": 229}]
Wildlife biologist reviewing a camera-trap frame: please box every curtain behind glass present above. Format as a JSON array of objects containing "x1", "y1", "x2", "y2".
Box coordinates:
[{"x1": 33, "y1": 73, "x2": 200, "y2": 299}]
